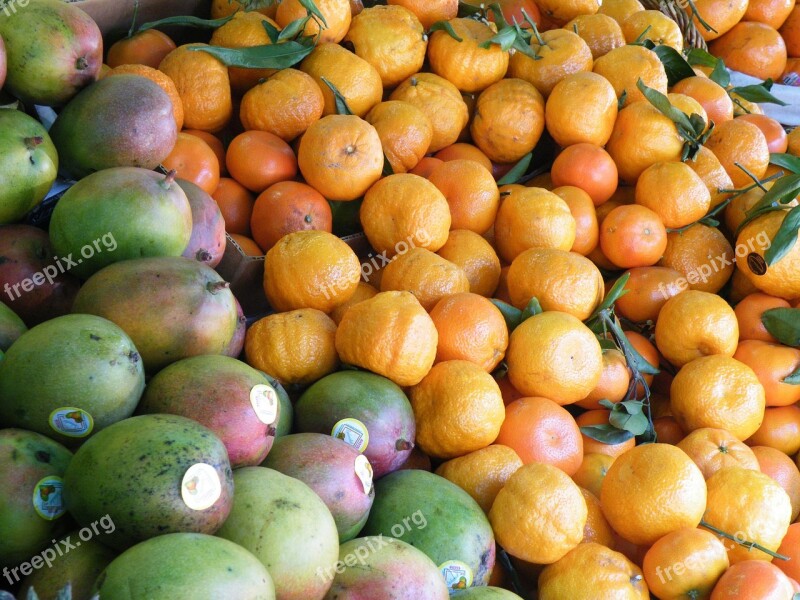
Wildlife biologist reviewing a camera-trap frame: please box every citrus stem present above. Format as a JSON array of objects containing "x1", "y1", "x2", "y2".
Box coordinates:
[
  {"x1": 666, "y1": 196, "x2": 733, "y2": 234},
  {"x1": 718, "y1": 171, "x2": 785, "y2": 197},
  {"x1": 734, "y1": 162, "x2": 771, "y2": 191},
  {"x1": 700, "y1": 519, "x2": 790, "y2": 560},
  {"x1": 127, "y1": 0, "x2": 140, "y2": 38},
  {"x1": 496, "y1": 546, "x2": 526, "y2": 597},
  {"x1": 685, "y1": 0, "x2": 717, "y2": 33}
]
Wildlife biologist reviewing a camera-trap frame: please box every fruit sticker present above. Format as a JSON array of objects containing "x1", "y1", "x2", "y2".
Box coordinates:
[
  {"x1": 49, "y1": 407, "x2": 93, "y2": 438},
  {"x1": 250, "y1": 384, "x2": 279, "y2": 425},
  {"x1": 354, "y1": 454, "x2": 374, "y2": 495},
  {"x1": 32, "y1": 476, "x2": 66, "y2": 521},
  {"x1": 181, "y1": 463, "x2": 222, "y2": 511},
  {"x1": 439, "y1": 560, "x2": 473, "y2": 591},
  {"x1": 331, "y1": 418, "x2": 369, "y2": 452}
]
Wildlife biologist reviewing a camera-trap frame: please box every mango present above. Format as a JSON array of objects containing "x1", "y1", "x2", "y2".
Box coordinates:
[
  {"x1": 0, "y1": 300, "x2": 26, "y2": 351},
  {"x1": 177, "y1": 179, "x2": 226, "y2": 268}
]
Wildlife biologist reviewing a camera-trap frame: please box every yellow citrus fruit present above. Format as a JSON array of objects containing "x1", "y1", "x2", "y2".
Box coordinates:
[
  {"x1": 677, "y1": 427, "x2": 761, "y2": 479},
  {"x1": 379, "y1": 247, "x2": 470, "y2": 311}
]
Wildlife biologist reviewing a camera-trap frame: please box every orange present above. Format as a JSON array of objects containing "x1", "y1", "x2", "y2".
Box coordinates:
[
  {"x1": 427, "y1": 159, "x2": 499, "y2": 234},
  {"x1": 654, "y1": 417, "x2": 686, "y2": 445},
  {"x1": 493, "y1": 265, "x2": 512, "y2": 304},
  {"x1": 576, "y1": 348, "x2": 630, "y2": 409},
  {"x1": 605, "y1": 99, "x2": 683, "y2": 184},
  {"x1": 158, "y1": 44, "x2": 232, "y2": 132},
  {"x1": 429, "y1": 292, "x2": 508, "y2": 371},
  {"x1": 297, "y1": 114, "x2": 383, "y2": 201},
  {"x1": 572, "y1": 453, "x2": 616, "y2": 498},
  {"x1": 655, "y1": 290, "x2": 739, "y2": 368},
  {"x1": 263, "y1": 230, "x2": 360, "y2": 313},
  {"x1": 687, "y1": 0, "x2": 749, "y2": 41},
  {"x1": 733, "y1": 340, "x2": 800, "y2": 407},
  {"x1": 642, "y1": 528, "x2": 730, "y2": 600},
  {"x1": 577, "y1": 409, "x2": 636, "y2": 458},
  {"x1": 690, "y1": 147, "x2": 734, "y2": 210},
  {"x1": 746, "y1": 405, "x2": 800, "y2": 456},
  {"x1": 735, "y1": 292, "x2": 792, "y2": 343},
  {"x1": 162, "y1": 132, "x2": 220, "y2": 195},
  {"x1": 550, "y1": 143, "x2": 619, "y2": 205},
  {"x1": 599, "y1": 204, "x2": 668, "y2": 269},
  {"x1": 210, "y1": 0, "x2": 277, "y2": 18},
  {"x1": 598, "y1": 0, "x2": 645, "y2": 23},
  {"x1": 250, "y1": 181, "x2": 332, "y2": 252},
  {"x1": 488, "y1": 462, "x2": 588, "y2": 563},
  {"x1": 409, "y1": 360, "x2": 505, "y2": 459},
  {"x1": 244, "y1": 308, "x2": 338, "y2": 386},
  {"x1": 544, "y1": 71, "x2": 618, "y2": 147},
  {"x1": 676, "y1": 427, "x2": 761, "y2": 479},
  {"x1": 539, "y1": 543, "x2": 649, "y2": 600},
  {"x1": 208, "y1": 11, "x2": 278, "y2": 94},
  {"x1": 668, "y1": 92, "x2": 709, "y2": 131},
  {"x1": 433, "y1": 143, "x2": 493, "y2": 173},
  {"x1": 229, "y1": 233, "x2": 263, "y2": 256},
  {"x1": 105, "y1": 64, "x2": 184, "y2": 130},
  {"x1": 614, "y1": 266, "x2": 685, "y2": 324},
  {"x1": 225, "y1": 131, "x2": 297, "y2": 194},
  {"x1": 564, "y1": 13, "x2": 625, "y2": 59},
  {"x1": 601, "y1": 443, "x2": 707, "y2": 546},
  {"x1": 495, "y1": 396, "x2": 584, "y2": 474},
  {"x1": 427, "y1": 18, "x2": 509, "y2": 93},
  {"x1": 506, "y1": 311, "x2": 603, "y2": 404},
  {"x1": 408, "y1": 156, "x2": 443, "y2": 178},
  {"x1": 659, "y1": 224, "x2": 734, "y2": 295},
  {"x1": 470, "y1": 78, "x2": 546, "y2": 163},
  {"x1": 329, "y1": 282, "x2": 378, "y2": 325},
  {"x1": 737, "y1": 113, "x2": 789, "y2": 154},
  {"x1": 386, "y1": 0, "x2": 457, "y2": 29},
  {"x1": 494, "y1": 187, "x2": 576, "y2": 263},
  {"x1": 239, "y1": 69, "x2": 325, "y2": 141},
  {"x1": 275, "y1": 0, "x2": 351, "y2": 44},
  {"x1": 106, "y1": 29, "x2": 176, "y2": 69},
  {"x1": 298, "y1": 42, "x2": 383, "y2": 117},
  {"x1": 334, "y1": 290, "x2": 438, "y2": 387},
  {"x1": 435, "y1": 444, "x2": 523, "y2": 513},
  {"x1": 711, "y1": 560, "x2": 796, "y2": 598},
  {"x1": 360, "y1": 173, "x2": 451, "y2": 257},
  {"x1": 621, "y1": 9, "x2": 684, "y2": 52},
  {"x1": 343, "y1": 5, "x2": 428, "y2": 89},
  {"x1": 579, "y1": 487, "x2": 615, "y2": 547},
  {"x1": 436, "y1": 230, "x2": 501, "y2": 297},
  {"x1": 212, "y1": 177, "x2": 255, "y2": 236},
  {"x1": 593, "y1": 44, "x2": 668, "y2": 108},
  {"x1": 379, "y1": 247, "x2": 470, "y2": 311},
  {"x1": 709, "y1": 21, "x2": 788, "y2": 81},
  {"x1": 670, "y1": 355, "x2": 766, "y2": 441},
  {"x1": 552, "y1": 185, "x2": 599, "y2": 256},
  {"x1": 775, "y1": 523, "x2": 800, "y2": 581},
  {"x1": 183, "y1": 130, "x2": 226, "y2": 176},
  {"x1": 635, "y1": 161, "x2": 711, "y2": 229},
  {"x1": 364, "y1": 100, "x2": 432, "y2": 174},
  {"x1": 506, "y1": 247, "x2": 604, "y2": 320},
  {"x1": 703, "y1": 466, "x2": 792, "y2": 563},
  {"x1": 508, "y1": 29, "x2": 593, "y2": 97},
  {"x1": 736, "y1": 210, "x2": 800, "y2": 299},
  {"x1": 389, "y1": 72, "x2": 469, "y2": 153},
  {"x1": 780, "y1": 5, "x2": 800, "y2": 57},
  {"x1": 535, "y1": 0, "x2": 600, "y2": 25},
  {"x1": 752, "y1": 445, "x2": 800, "y2": 521}
]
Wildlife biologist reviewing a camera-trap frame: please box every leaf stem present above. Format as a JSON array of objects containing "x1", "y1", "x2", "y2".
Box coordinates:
[{"x1": 700, "y1": 520, "x2": 790, "y2": 560}]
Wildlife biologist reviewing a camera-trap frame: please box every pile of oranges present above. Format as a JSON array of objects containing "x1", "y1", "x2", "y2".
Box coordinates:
[{"x1": 104, "y1": 0, "x2": 800, "y2": 596}]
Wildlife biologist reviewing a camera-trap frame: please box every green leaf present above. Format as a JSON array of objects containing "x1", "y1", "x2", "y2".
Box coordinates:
[
  {"x1": 487, "y1": 2, "x2": 509, "y2": 29},
  {"x1": 189, "y1": 42, "x2": 314, "y2": 69},
  {"x1": 580, "y1": 424, "x2": 635, "y2": 445},
  {"x1": 262, "y1": 19, "x2": 280, "y2": 43},
  {"x1": 598, "y1": 399, "x2": 616, "y2": 410},
  {"x1": 597, "y1": 337, "x2": 617, "y2": 350},
  {"x1": 765, "y1": 205, "x2": 800, "y2": 265},
  {"x1": 618, "y1": 400, "x2": 644, "y2": 415},
  {"x1": 298, "y1": 0, "x2": 328, "y2": 27},
  {"x1": 277, "y1": 14, "x2": 311, "y2": 41},
  {"x1": 609, "y1": 407, "x2": 649, "y2": 436},
  {"x1": 617, "y1": 89, "x2": 628, "y2": 111},
  {"x1": 520, "y1": 297, "x2": 543, "y2": 321},
  {"x1": 490, "y1": 299, "x2": 523, "y2": 331},
  {"x1": 738, "y1": 173, "x2": 800, "y2": 232},
  {"x1": 511, "y1": 37, "x2": 541, "y2": 61},
  {"x1": 320, "y1": 77, "x2": 353, "y2": 116},
  {"x1": 458, "y1": 2, "x2": 484, "y2": 18},
  {"x1": 709, "y1": 59, "x2": 730, "y2": 88},
  {"x1": 138, "y1": 13, "x2": 235, "y2": 31},
  {"x1": 497, "y1": 152, "x2": 532, "y2": 185},
  {"x1": 762, "y1": 307, "x2": 800, "y2": 346},
  {"x1": 783, "y1": 364, "x2": 800, "y2": 384},
  {"x1": 652, "y1": 44, "x2": 696, "y2": 87},
  {"x1": 637, "y1": 79, "x2": 694, "y2": 131},
  {"x1": 770, "y1": 153, "x2": 800, "y2": 175},
  {"x1": 685, "y1": 47, "x2": 717, "y2": 67},
  {"x1": 429, "y1": 20, "x2": 463, "y2": 42},
  {"x1": 729, "y1": 80, "x2": 788, "y2": 106},
  {"x1": 480, "y1": 26, "x2": 517, "y2": 52},
  {"x1": 620, "y1": 331, "x2": 660, "y2": 375},
  {"x1": 589, "y1": 272, "x2": 630, "y2": 319}
]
